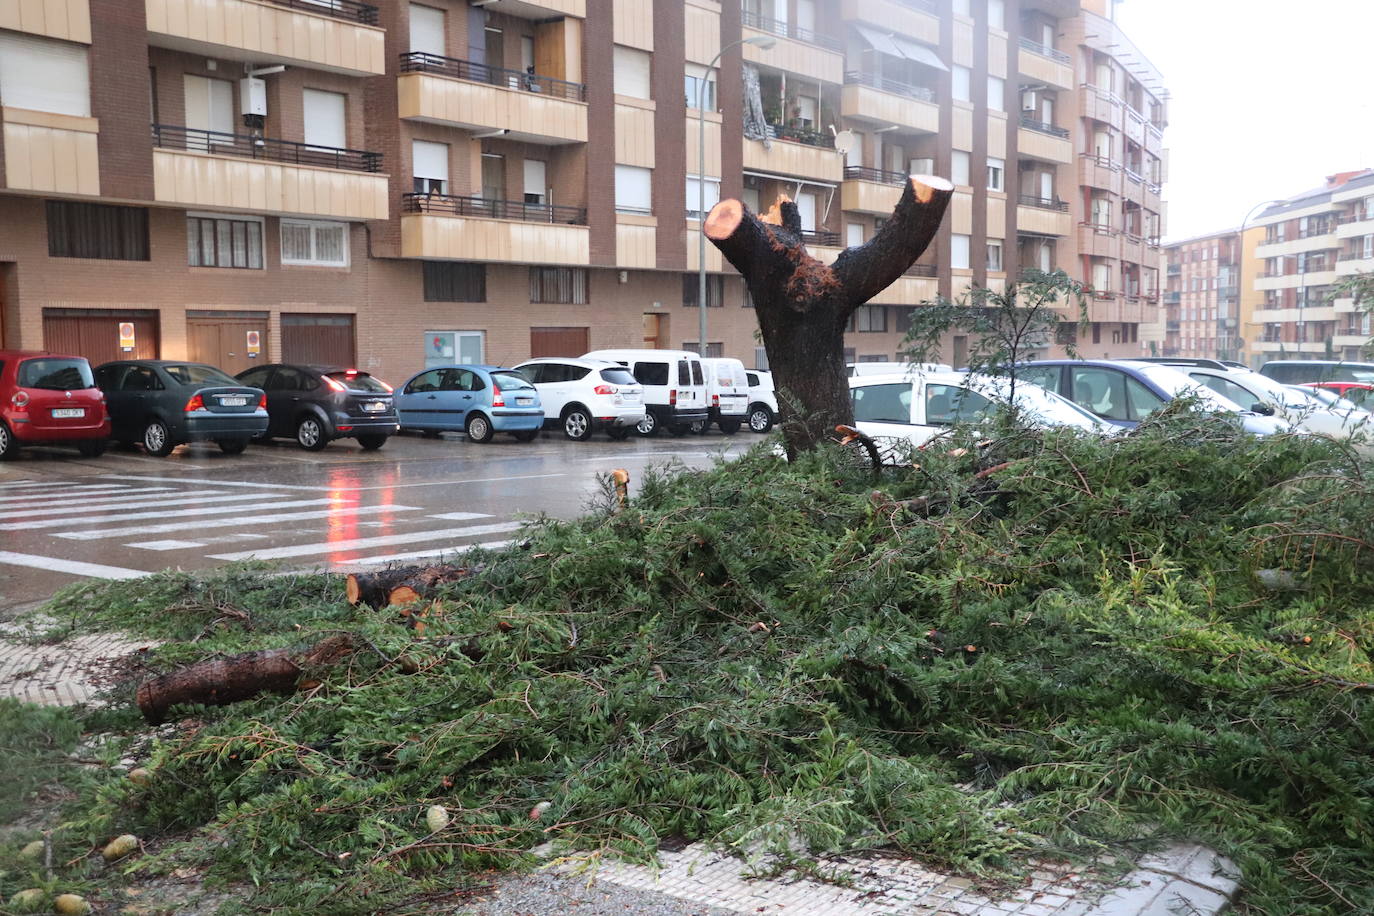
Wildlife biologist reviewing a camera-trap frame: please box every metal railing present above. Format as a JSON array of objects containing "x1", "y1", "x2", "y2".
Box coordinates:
[
  {"x1": 1019, "y1": 116, "x2": 1069, "y2": 138},
  {"x1": 1080, "y1": 221, "x2": 1116, "y2": 235},
  {"x1": 151, "y1": 124, "x2": 382, "y2": 172},
  {"x1": 765, "y1": 122, "x2": 836, "y2": 148},
  {"x1": 401, "y1": 192, "x2": 587, "y2": 225},
  {"x1": 1017, "y1": 36, "x2": 1070, "y2": 64},
  {"x1": 1163, "y1": 292, "x2": 1181, "y2": 304},
  {"x1": 844, "y1": 165, "x2": 907, "y2": 185},
  {"x1": 742, "y1": 10, "x2": 843, "y2": 51},
  {"x1": 264, "y1": 0, "x2": 378, "y2": 25},
  {"x1": 1018, "y1": 195, "x2": 1068, "y2": 211},
  {"x1": 905, "y1": 263, "x2": 937, "y2": 277},
  {"x1": 844, "y1": 70, "x2": 936, "y2": 102},
  {"x1": 1123, "y1": 167, "x2": 1143, "y2": 184},
  {"x1": 398, "y1": 52, "x2": 587, "y2": 102},
  {"x1": 1081, "y1": 153, "x2": 1121, "y2": 171},
  {"x1": 800, "y1": 229, "x2": 841, "y2": 246}
]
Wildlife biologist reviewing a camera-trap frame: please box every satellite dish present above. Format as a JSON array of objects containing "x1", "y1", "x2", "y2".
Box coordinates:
[{"x1": 832, "y1": 128, "x2": 857, "y2": 159}]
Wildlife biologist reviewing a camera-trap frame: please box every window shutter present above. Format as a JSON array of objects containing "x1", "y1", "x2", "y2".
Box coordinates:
[
  {"x1": 412, "y1": 140, "x2": 449, "y2": 183},
  {"x1": 614, "y1": 165, "x2": 652, "y2": 213},
  {"x1": 303, "y1": 89, "x2": 347, "y2": 150},
  {"x1": 796, "y1": 193, "x2": 817, "y2": 232},
  {"x1": 613, "y1": 46, "x2": 652, "y2": 100},
  {"x1": 0, "y1": 33, "x2": 90, "y2": 117},
  {"x1": 409, "y1": 4, "x2": 446, "y2": 56},
  {"x1": 523, "y1": 159, "x2": 547, "y2": 201}
]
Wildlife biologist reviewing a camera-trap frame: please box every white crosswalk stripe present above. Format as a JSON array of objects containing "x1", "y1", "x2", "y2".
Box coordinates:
[
  {"x1": 0, "y1": 491, "x2": 293, "y2": 522},
  {"x1": 209, "y1": 522, "x2": 524, "y2": 561},
  {"x1": 0, "y1": 486, "x2": 178, "y2": 508},
  {"x1": 345, "y1": 540, "x2": 513, "y2": 566},
  {"x1": 0, "y1": 484, "x2": 152, "y2": 502},
  {"x1": 3, "y1": 497, "x2": 348, "y2": 532},
  {"x1": 56, "y1": 503, "x2": 410, "y2": 541}
]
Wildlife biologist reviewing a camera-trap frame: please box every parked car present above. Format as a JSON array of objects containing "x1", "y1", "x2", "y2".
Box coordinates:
[
  {"x1": 1303, "y1": 381, "x2": 1374, "y2": 410},
  {"x1": 395, "y1": 365, "x2": 543, "y2": 442},
  {"x1": 696, "y1": 357, "x2": 749, "y2": 434},
  {"x1": 1258, "y1": 360, "x2": 1374, "y2": 385},
  {"x1": 512, "y1": 357, "x2": 645, "y2": 440},
  {"x1": 849, "y1": 370, "x2": 1111, "y2": 452},
  {"x1": 1155, "y1": 361, "x2": 1370, "y2": 440},
  {"x1": 94, "y1": 360, "x2": 267, "y2": 456},
  {"x1": 582, "y1": 349, "x2": 709, "y2": 437},
  {"x1": 1013, "y1": 360, "x2": 1291, "y2": 435},
  {"x1": 0, "y1": 351, "x2": 110, "y2": 460},
  {"x1": 848, "y1": 361, "x2": 952, "y2": 377},
  {"x1": 235, "y1": 364, "x2": 397, "y2": 451},
  {"x1": 745, "y1": 368, "x2": 778, "y2": 433}
]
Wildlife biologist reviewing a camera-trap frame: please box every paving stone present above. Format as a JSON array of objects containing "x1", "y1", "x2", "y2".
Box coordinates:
[{"x1": 1133, "y1": 844, "x2": 1240, "y2": 899}]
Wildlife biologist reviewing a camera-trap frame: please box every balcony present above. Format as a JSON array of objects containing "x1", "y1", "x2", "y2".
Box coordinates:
[
  {"x1": 743, "y1": 14, "x2": 844, "y2": 84},
  {"x1": 742, "y1": 9, "x2": 842, "y2": 51},
  {"x1": 744, "y1": 128, "x2": 843, "y2": 183},
  {"x1": 1015, "y1": 196, "x2": 1071, "y2": 236},
  {"x1": 397, "y1": 53, "x2": 587, "y2": 145},
  {"x1": 841, "y1": 72, "x2": 939, "y2": 134},
  {"x1": 1077, "y1": 222, "x2": 1121, "y2": 259},
  {"x1": 1079, "y1": 83, "x2": 1123, "y2": 124},
  {"x1": 400, "y1": 192, "x2": 589, "y2": 264},
  {"x1": 1017, "y1": 37, "x2": 1073, "y2": 90},
  {"x1": 1077, "y1": 154, "x2": 1123, "y2": 194},
  {"x1": 2, "y1": 107, "x2": 100, "y2": 196},
  {"x1": 1163, "y1": 291, "x2": 1180, "y2": 304},
  {"x1": 840, "y1": 0, "x2": 940, "y2": 45},
  {"x1": 0, "y1": 0, "x2": 90, "y2": 42},
  {"x1": 1019, "y1": 116, "x2": 1069, "y2": 139},
  {"x1": 145, "y1": 0, "x2": 384, "y2": 77},
  {"x1": 151, "y1": 124, "x2": 387, "y2": 221},
  {"x1": 842, "y1": 166, "x2": 904, "y2": 215},
  {"x1": 1018, "y1": 123, "x2": 1072, "y2": 164},
  {"x1": 869, "y1": 273, "x2": 939, "y2": 305}
]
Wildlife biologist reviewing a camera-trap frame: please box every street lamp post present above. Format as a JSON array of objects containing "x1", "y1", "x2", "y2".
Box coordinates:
[
  {"x1": 1235, "y1": 198, "x2": 1286, "y2": 366},
  {"x1": 696, "y1": 34, "x2": 775, "y2": 358}
]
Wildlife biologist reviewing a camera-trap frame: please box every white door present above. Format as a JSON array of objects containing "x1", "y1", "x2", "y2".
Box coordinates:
[
  {"x1": 524, "y1": 159, "x2": 547, "y2": 205},
  {"x1": 1092, "y1": 262, "x2": 1112, "y2": 292},
  {"x1": 1039, "y1": 171, "x2": 1053, "y2": 202},
  {"x1": 303, "y1": 89, "x2": 347, "y2": 150},
  {"x1": 184, "y1": 75, "x2": 234, "y2": 145},
  {"x1": 409, "y1": 4, "x2": 445, "y2": 56},
  {"x1": 1092, "y1": 197, "x2": 1111, "y2": 227},
  {"x1": 796, "y1": 192, "x2": 818, "y2": 232},
  {"x1": 846, "y1": 222, "x2": 864, "y2": 247},
  {"x1": 796, "y1": 94, "x2": 817, "y2": 128}
]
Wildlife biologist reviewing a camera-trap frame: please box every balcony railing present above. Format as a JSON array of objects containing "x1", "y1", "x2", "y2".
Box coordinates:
[
  {"x1": 1339, "y1": 251, "x2": 1370, "y2": 262},
  {"x1": 1081, "y1": 153, "x2": 1121, "y2": 171},
  {"x1": 765, "y1": 122, "x2": 836, "y2": 149},
  {"x1": 152, "y1": 123, "x2": 382, "y2": 172},
  {"x1": 905, "y1": 263, "x2": 937, "y2": 277},
  {"x1": 1163, "y1": 291, "x2": 1180, "y2": 304},
  {"x1": 398, "y1": 52, "x2": 587, "y2": 102},
  {"x1": 402, "y1": 192, "x2": 587, "y2": 225},
  {"x1": 1124, "y1": 167, "x2": 1143, "y2": 184},
  {"x1": 844, "y1": 165, "x2": 906, "y2": 185},
  {"x1": 1019, "y1": 116, "x2": 1070, "y2": 138},
  {"x1": 844, "y1": 71, "x2": 935, "y2": 102},
  {"x1": 1018, "y1": 36, "x2": 1071, "y2": 64},
  {"x1": 1018, "y1": 195, "x2": 1068, "y2": 211},
  {"x1": 264, "y1": 0, "x2": 378, "y2": 25},
  {"x1": 742, "y1": 9, "x2": 842, "y2": 51},
  {"x1": 801, "y1": 229, "x2": 841, "y2": 246}
]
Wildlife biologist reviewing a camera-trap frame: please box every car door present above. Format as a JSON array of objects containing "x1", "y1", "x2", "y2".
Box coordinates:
[
  {"x1": 396, "y1": 369, "x2": 444, "y2": 430},
  {"x1": 113, "y1": 364, "x2": 163, "y2": 440},
  {"x1": 264, "y1": 367, "x2": 304, "y2": 437},
  {"x1": 440, "y1": 368, "x2": 481, "y2": 429},
  {"x1": 94, "y1": 365, "x2": 131, "y2": 440}
]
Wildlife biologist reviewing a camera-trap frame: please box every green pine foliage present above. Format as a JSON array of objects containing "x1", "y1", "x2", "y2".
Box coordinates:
[{"x1": 4, "y1": 414, "x2": 1374, "y2": 914}]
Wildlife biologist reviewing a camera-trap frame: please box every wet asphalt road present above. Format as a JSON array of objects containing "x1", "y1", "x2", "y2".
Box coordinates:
[{"x1": 0, "y1": 428, "x2": 751, "y2": 614}]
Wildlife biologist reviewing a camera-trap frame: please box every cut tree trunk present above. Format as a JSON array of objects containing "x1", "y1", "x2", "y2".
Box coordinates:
[
  {"x1": 134, "y1": 634, "x2": 355, "y2": 725},
  {"x1": 345, "y1": 564, "x2": 481, "y2": 610},
  {"x1": 705, "y1": 175, "x2": 953, "y2": 456}
]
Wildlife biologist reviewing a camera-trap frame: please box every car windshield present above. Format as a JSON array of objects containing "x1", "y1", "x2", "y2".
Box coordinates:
[
  {"x1": 1136, "y1": 365, "x2": 1246, "y2": 412},
  {"x1": 491, "y1": 370, "x2": 534, "y2": 391},
  {"x1": 599, "y1": 367, "x2": 639, "y2": 385},
  {"x1": 17, "y1": 358, "x2": 94, "y2": 390},
  {"x1": 327, "y1": 371, "x2": 390, "y2": 393},
  {"x1": 163, "y1": 364, "x2": 239, "y2": 387}
]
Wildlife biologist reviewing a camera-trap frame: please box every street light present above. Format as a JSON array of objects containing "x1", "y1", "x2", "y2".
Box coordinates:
[
  {"x1": 696, "y1": 34, "x2": 776, "y2": 358},
  {"x1": 1235, "y1": 198, "x2": 1286, "y2": 366}
]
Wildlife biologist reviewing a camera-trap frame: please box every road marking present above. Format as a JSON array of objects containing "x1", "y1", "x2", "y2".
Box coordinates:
[
  {"x1": 53, "y1": 503, "x2": 416, "y2": 540},
  {"x1": 345, "y1": 473, "x2": 565, "y2": 491},
  {"x1": 5, "y1": 498, "x2": 348, "y2": 532},
  {"x1": 126, "y1": 539, "x2": 206, "y2": 551},
  {"x1": 0, "y1": 486, "x2": 178, "y2": 507},
  {"x1": 0, "y1": 481, "x2": 137, "y2": 493},
  {"x1": 209, "y1": 522, "x2": 524, "y2": 561},
  {"x1": 0, "y1": 550, "x2": 149, "y2": 580},
  {"x1": 345, "y1": 539, "x2": 514, "y2": 566},
  {"x1": 100, "y1": 475, "x2": 342, "y2": 492},
  {"x1": 426, "y1": 512, "x2": 494, "y2": 521},
  {"x1": 0, "y1": 491, "x2": 291, "y2": 521}
]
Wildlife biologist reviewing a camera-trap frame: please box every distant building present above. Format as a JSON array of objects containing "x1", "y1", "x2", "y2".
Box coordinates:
[{"x1": 1159, "y1": 230, "x2": 1241, "y2": 360}]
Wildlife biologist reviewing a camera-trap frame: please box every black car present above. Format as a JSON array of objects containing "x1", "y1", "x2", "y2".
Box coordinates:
[
  {"x1": 94, "y1": 360, "x2": 269, "y2": 456},
  {"x1": 235, "y1": 364, "x2": 397, "y2": 451}
]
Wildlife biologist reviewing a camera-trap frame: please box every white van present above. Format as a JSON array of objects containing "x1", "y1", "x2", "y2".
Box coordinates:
[
  {"x1": 582, "y1": 349, "x2": 709, "y2": 437},
  {"x1": 698, "y1": 357, "x2": 749, "y2": 434}
]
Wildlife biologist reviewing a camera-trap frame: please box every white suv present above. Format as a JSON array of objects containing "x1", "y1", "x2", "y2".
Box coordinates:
[
  {"x1": 744, "y1": 369, "x2": 778, "y2": 433},
  {"x1": 512, "y1": 358, "x2": 645, "y2": 441},
  {"x1": 582, "y1": 349, "x2": 709, "y2": 437}
]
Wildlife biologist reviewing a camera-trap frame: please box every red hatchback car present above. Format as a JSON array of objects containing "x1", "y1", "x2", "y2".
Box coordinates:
[{"x1": 0, "y1": 350, "x2": 111, "y2": 459}]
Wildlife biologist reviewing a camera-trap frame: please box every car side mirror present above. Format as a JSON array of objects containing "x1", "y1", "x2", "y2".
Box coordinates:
[{"x1": 1251, "y1": 402, "x2": 1275, "y2": 416}]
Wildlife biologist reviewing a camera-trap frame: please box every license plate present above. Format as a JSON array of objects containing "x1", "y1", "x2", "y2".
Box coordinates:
[
  {"x1": 516, "y1": 397, "x2": 534, "y2": 405},
  {"x1": 363, "y1": 401, "x2": 386, "y2": 412},
  {"x1": 219, "y1": 396, "x2": 247, "y2": 407},
  {"x1": 51, "y1": 408, "x2": 85, "y2": 418},
  {"x1": 622, "y1": 393, "x2": 641, "y2": 403}
]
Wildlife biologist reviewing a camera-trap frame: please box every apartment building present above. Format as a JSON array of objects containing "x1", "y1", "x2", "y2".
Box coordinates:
[
  {"x1": 0, "y1": 0, "x2": 1165, "y2": 382},
  {"x1": 1160, "y1": 230, "x2": 1241, "y2": 360},
  {"x1": 1249, "y1": 170, "x2": 1374, "y2": 366}
]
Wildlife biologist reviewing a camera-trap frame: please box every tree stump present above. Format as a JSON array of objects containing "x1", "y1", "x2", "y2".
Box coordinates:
[{"x1": 345, "y1": 564, "x2": 480, "y2": 610}]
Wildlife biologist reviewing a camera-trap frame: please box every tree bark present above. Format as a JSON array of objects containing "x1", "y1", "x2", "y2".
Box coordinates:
[
  {"x1": 134, "y1": 635, "x2": 355, "y2": 725},
  {"x1": 705, "y1": 175, "x2": 953, "y2": 456}
]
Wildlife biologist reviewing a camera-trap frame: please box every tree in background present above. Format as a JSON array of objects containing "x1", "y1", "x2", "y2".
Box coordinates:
[{"x1": 1331, "y1": 271, "x2": 1374, "y2": 357}]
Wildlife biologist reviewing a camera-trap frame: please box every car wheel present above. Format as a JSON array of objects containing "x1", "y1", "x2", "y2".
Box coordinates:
[
  {"x1": 217, "y1": 438, "x2": 249, "y2": 456},
  {"x1": 668, "y1": 424, "x2": 690, "y2": 437},
  {"x1": 635, "y1": 412, "x2": 659, "y2": 437},
  {"x1": 562, "y1": 406, "x2": 593, "y2": 441},
  {"x1": 143, "y1": 419, "x2": 175, "y2": 457},
  {"x1": 512, "y1": 429, "x2": 540, "y2": 442},
  {"x1": 0, "y1": 423, "x2": 16, "y2": 460},
  {"x1": 718, "y1": 419, "x2": 741, "y2": 436},
  {"x1": 295, "y1": 416, "x2": 329, "y2": 451},
  {"x1": 465, "y1": 413, "x2": 494, "y2": 443},
  {"x1": 77, "y1": 439, "x2": 108, "y2": 458},
  {"x1": 749, "y1": 405, "x2": 774, "y2": 433},
  {"x1": 357, "y1": 434, "x2": 389, "y2": 451},
  {"x1": 605, "y1": 427, "x2": 632, "y2": 441}
]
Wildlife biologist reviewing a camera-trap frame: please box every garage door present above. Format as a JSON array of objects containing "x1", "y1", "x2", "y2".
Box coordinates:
[
  {"x1": 43, "y1": 308, "x2": 160, "y2": 364},
  {"x1": 187, "y1": 310, "x2": 269, "y2": 375},
  {"x1": 530, "y1": 326, "x2": 589, "y2": 359},
  {"x1": 281, "y1": 313, "x2": 355, "y2": 367}
]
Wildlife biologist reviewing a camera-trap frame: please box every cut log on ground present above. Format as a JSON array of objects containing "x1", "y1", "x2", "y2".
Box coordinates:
[
  {"x1": 705, "y1": 176, "x2": 953, "y2": 456},
  {"x1": 345, "y1": 565, "x2": 481, "y2": 610},
  {"x1": 135, "y1": 634, "x2": 355, "y2": 724}
]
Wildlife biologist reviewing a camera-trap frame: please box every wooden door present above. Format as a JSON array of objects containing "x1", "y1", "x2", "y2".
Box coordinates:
[
  {"x1": 186, "y1": 311, "x2": 269, "y2": 374},
  {"x1": 281, "y1": 313, "x2": 355, "y2": 367},
  {"x1": 42, "y1": 309, "x2": 159, "y2": 364},
  {"x1": 530, "y1": 326, "x2": 589, "y2": 359},
  {"x1": 641, "y1": 313, "x2": 665, "y2": 349}
]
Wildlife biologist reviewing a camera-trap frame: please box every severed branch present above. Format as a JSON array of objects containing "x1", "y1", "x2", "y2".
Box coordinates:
[{"x1": 833, "y1": 176, "x2": 955, "y2": 304}]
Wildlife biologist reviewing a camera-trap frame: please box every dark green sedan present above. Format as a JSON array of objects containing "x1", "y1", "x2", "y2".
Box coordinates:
[{"x1": 94, "y1": 360, "x2": 269, "y2": 456}]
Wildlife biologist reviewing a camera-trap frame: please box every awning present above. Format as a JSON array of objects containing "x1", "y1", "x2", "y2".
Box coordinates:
[
  {"x1": 853, "y1": 24, "x2": 906, "y2": 61},
  {"x1": 743, "y1": 169, "x2": 838, "y2": 191},
  {"x1": 891, "y1": 34, "x2": 949, "y2": 72}
]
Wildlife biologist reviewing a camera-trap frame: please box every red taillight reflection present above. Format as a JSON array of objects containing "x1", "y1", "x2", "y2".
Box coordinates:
[
  {"x1": 492, "y1": 385, "x2": 505, "y2": 407},
  {"x1": 184, "y1": 394, "x2": 206, "y2": 412}
]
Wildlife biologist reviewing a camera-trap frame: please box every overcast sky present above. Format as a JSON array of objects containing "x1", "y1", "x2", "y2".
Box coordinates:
[{"x1": 1114, "y1": 0, "x2": 1374, "y2": 242}]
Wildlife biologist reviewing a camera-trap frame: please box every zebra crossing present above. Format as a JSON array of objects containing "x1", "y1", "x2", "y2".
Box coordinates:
[{"x1": 0, "y1": 475, "x2": 525, "y2": 588}]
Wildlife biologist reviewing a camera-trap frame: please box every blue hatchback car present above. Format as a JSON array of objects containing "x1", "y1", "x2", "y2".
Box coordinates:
[{"x1": 395, "y1": 365, "x2": 544, "y2": 442}]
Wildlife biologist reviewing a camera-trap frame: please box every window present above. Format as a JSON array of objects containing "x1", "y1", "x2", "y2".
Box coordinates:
[
  {"x1": 684, "y1": 342, "x2": 724, "y2": 358},
  {"x1": 280, "y1": 219, "x2": 348, "y2": 267},
  {"x1": 987, "y1": 157, "x2": 1004, "y2": 191},
  {"x1": 846, "y1": 222, "x2": 864, "y2": 247},
  {"x1": 423, "y1": 262, "x2": 486, "y2": 301},
  {"x1": 951, "y1": 233, "x2": 971, "y2": 269},
  {"x1": 183, "y1": 74, "x2": 234, "y2": 143},
  {"x1": 925, "y1": 384, "x2": 992, "y2": 425},
  {"x1": 613, "y1": 45, "x2": 652, "y2": 99},
  {"x1": 409, "y1": 4, "x2": 445, "y2": 56},
  {"x1": 686, "y1": 174, "x2": 721, "y2": 219},
  {"x1": 685, "y1": 68, "x2": 716, "y2": 110},
  {"x1": 47, "y1": 202, "x2": 149, "y2": 260},
  {"x1": 530, "y1": 267, "x2": 588, "y2": 303},
  {"x1": 524, "y1": 159, "x2": 547, "y2": 205},
  {"x1": 987, "y1": 0, "x2": 1005, "y2": 28},
  {"x1": 987, "y1": 76, "x2": 1005, "y2": 111},
  {"x1": 0, "y1": 33, "x2": 90, "y2": 117},
  {"x1": 953, "y1": 0, "x2": 971, "y2": 14},
  {"x1": 682, "y1": 274, "x2": 725, "y2": 308},
  {"x1": 303, "y1": 88, "x2": 346, "y2": 150},
  {"x1": 952, "y1": 66, "x2": 971, "y2": 102},
  {"x1": 951, "y1": 151, "x2": 971, "y2": 186},
  {"x1": 412, "y1": 140, "x2": 449, "y2": 194},
  {"x1": 615, "y1": 165, "x2": 653, "y2": 214},
  {"x1": 987, "y1": 239, "x2": 1003, "y2": 271},
  {"x1": 852, "y1": 382, "x2": 912, "y2": 424},
  {"x1": 187, "y1": 214, "x2": 264, "y2": 269},
  {"x1": 855, "y1": 305, "x2": 887, "y2": 332}
]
